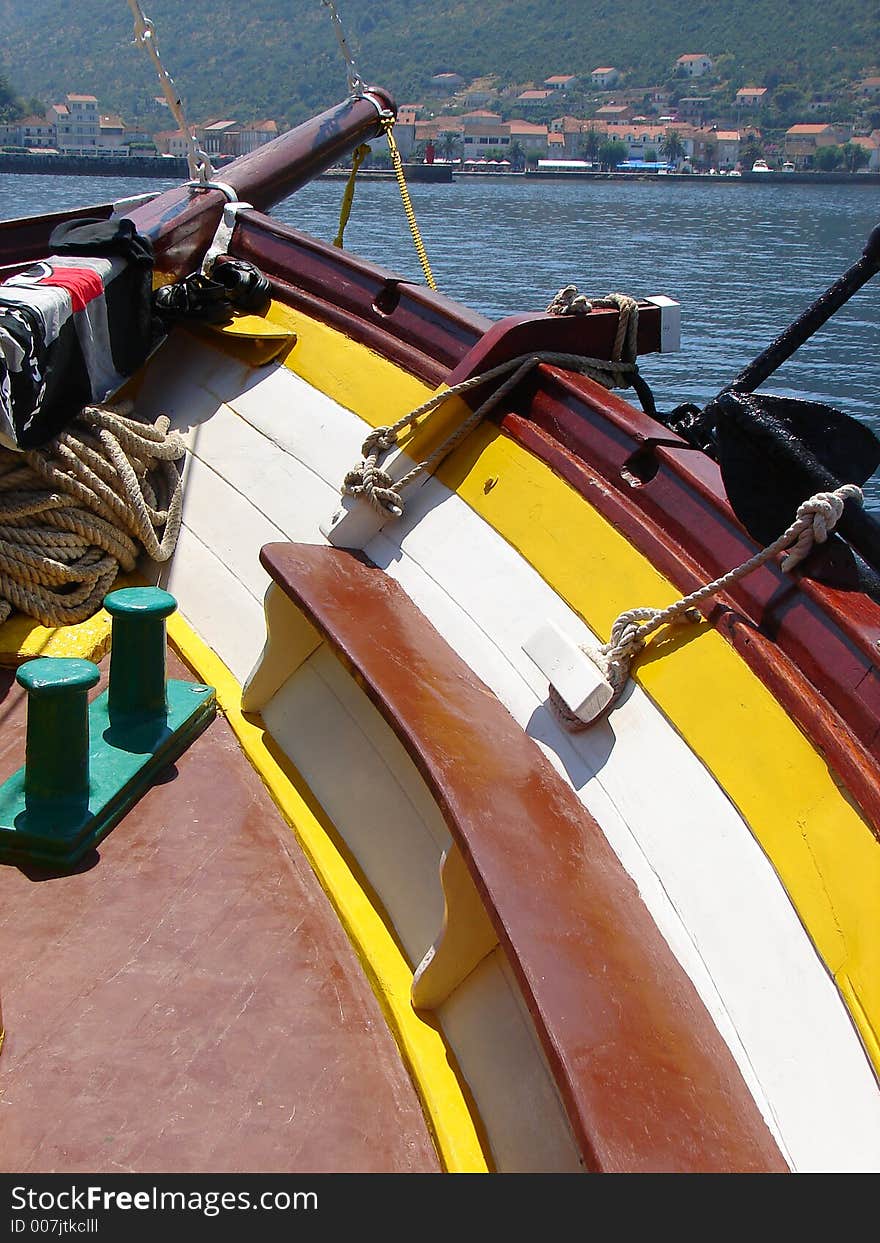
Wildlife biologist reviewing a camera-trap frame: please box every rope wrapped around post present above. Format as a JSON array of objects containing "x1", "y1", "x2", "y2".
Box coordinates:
[{"x1": 548, "y1": 483, "x2": 864, "y2": 730}]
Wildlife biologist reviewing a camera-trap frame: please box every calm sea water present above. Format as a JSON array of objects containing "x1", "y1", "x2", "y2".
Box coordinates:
[{"x1": 3, "y1": 170, "x2": 879, "y2": 500}]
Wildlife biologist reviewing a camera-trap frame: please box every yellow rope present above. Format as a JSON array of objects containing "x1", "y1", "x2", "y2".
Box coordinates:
[
  {"x1": 333, "y1": 143, "x2": 372, "y2": 248},
  {"x1": 382, "y1": 117, "x2": 437, "y2": 291}
]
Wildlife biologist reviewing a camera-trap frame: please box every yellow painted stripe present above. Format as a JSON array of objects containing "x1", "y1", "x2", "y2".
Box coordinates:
[
  {"x1": 260, "y1": 300, "x2": 471, "y2": 459},
  {"x1": 0, "y1": 573, "x2": 147, "y2": 667},
  {"x1": 165, "y1": 612, "x2": 491, "y2": 1174},
  {"x1": 265, "y1": 307, "x2": 880, "y2": 1075},
  {"x1": 0, "y1": 609, "x2": 111, "y2": 667}
]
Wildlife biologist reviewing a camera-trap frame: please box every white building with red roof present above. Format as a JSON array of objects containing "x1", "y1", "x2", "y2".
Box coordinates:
[{"x1": 676, "y1": 54, "x2": 713, "y2": 77}]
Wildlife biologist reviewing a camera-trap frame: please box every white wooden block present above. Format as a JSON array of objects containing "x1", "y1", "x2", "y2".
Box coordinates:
[
  {"x1": 320, "y1": 444, "x2": 431, "y2": 549},
  {"x1": 645, "y1": 295, "x2": 681, "y2": 353},
  {"x1": 321, "y1": 492, "x2": 388, "y2": 547},
  {"x1": 522, "y1": 621, "x2": 613, "y2": 722}
]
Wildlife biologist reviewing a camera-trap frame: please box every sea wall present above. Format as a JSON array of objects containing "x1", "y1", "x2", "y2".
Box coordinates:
[
  {"x1": 318, "y1": 163, "x2": 453, "y2": 183},
  {"x1": 0, "y1": 153, "x2": 453, "y2": 183},
  {"x1": 3, "y1": 152, "x2": 874, "y2": 187},
  {"x1": 0, "y1": 153, "x2": 191, "y2": 178}
]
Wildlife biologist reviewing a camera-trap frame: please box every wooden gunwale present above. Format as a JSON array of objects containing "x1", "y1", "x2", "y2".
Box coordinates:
[{"x1": 230, "y1": 212, "x2": 669, "y2": 382}]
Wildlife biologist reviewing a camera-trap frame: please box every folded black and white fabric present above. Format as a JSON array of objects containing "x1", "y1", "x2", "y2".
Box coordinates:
[{"x1": 0, "y1": 217, "x2": 159, "y2": 449}]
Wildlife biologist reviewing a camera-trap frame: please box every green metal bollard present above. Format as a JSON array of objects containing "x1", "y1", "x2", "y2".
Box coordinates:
[
  {"x1": 15, "y1": 657, "x2": 100, "y2": 818},
  {"x1": 0, "y1": 590, "x2": 214, "y2": 870},
  {"x1": 104, "y1": 587, "x2": 178, "y2": 722}
]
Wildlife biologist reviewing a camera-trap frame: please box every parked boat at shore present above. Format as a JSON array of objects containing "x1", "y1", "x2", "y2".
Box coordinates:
[{"x1": 1, "y1": 23, "x2": 880, "y2": 1173}]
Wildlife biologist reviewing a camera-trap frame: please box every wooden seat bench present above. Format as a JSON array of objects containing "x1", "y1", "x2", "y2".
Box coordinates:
[{"x1": 244, "y1": 541, "x2": 785, "y2": 1173}]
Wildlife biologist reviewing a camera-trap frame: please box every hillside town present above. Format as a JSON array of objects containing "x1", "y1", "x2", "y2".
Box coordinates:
[
  {"x1": 0, "y1": 92, "x2": 278, "y2": 162},
  {"x1": 394, "y1": 55, "x2": 880, "y2": 172},
  {"x1": 2, "y1": 51, "x2": 879, "y2": 174}
]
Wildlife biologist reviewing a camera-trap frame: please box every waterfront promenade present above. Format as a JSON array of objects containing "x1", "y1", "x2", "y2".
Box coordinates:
[{"x1": 2, "y1": 150, "x2": 876, "y2": 186}]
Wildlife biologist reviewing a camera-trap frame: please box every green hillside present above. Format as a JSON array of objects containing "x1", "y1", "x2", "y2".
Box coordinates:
[{"x1": 0, "y1": 0, "x2": 876, "y2": 128}]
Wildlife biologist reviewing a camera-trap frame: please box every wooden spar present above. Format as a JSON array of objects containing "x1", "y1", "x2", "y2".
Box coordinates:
[
  {"x1": 0, "y1": 90, "x2": 395, "y2": 281},
  {"x1": 127, "y1": 89, "x2": 396, "y2": 279}
]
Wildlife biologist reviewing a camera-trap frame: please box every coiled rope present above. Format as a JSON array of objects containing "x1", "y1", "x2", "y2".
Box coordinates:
[
  {"x1": 548, "y1": 483, "x2": 863, "y2": 730},
  {"x1": 0, "y1": 402, "x2": 186, "y2": 627}
]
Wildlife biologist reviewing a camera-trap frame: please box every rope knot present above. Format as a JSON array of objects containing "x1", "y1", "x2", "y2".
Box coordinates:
[
  {"x1": 548, "y1": 482, "x2": 865, "y2": 733},
  {"x1": 781, "y1": 483, "x2": 862, "y2": 571},
  {"x1": 362, "y1": 426, "x2": 399, "y2": 456},
  {"x1": 341, "y1": 426, "x2": 404, "y2": 517},
  {"x1": 599, "y1": 607, "x2": 661, "y2": 693},
  {"x1": 546, "y1": 286, "x2": 592, "y2": 316},
  {"x1": 604, "y1": 612, "x2": 647, "y2": 660}
]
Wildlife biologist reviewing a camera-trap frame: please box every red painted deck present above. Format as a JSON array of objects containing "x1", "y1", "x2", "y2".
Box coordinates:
[{"x1": 0, "y1": 655, "x2": 440, "y2": 1174}]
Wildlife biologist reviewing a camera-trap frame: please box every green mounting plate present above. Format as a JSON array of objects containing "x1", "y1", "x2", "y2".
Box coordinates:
[{"x1": 0, "y1": 679, "x2": 216, "y2": 870}]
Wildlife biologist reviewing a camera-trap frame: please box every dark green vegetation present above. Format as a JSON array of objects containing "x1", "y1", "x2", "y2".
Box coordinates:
[
  {"x1": 0, "y1": 69, "x2": 39, "y2": 121},
  {"x1": 0, "y1": 0, "x2": 876, "y2": 128}
]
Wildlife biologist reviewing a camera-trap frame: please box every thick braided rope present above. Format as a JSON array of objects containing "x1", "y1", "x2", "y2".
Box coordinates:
[
  {"x1": 0, "y1": 403, "x2": 185, "y2": 626},
  {"x1": 600, "y1": 293, "x2": 640, "y2": 365},
  {"x1": 343, "y1": 349, "x2": 637, "y2": 517},
  {"x1": 546, "y1": 287, "x2": 640, "y2": 367},
  {"x1": 549, "y1": 483, "x2": 863, "y2": 731}
]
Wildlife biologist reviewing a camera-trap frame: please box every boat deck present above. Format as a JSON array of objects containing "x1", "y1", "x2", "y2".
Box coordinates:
[{"x1": 0, "y1": 651, "x2": 440, "y2": 1173}]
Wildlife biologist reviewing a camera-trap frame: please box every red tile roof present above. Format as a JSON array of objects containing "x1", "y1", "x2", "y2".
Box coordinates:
[
  {"x1": 508, "y1": 120, "x2": 548, "y2": 134},
  {"x1": 786, "y1": 123, "x2": 836, "y2": 134}
]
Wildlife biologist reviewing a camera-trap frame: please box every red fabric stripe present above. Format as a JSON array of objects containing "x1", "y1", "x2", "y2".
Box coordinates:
[{"x1": 38, "y1": 266, "x2": 104, "y2": 313}]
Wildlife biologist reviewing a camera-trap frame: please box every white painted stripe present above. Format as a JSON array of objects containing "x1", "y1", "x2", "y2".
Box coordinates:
[{"x1": 137, "y1": 335, "x2": 880, "y2": 1172}]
